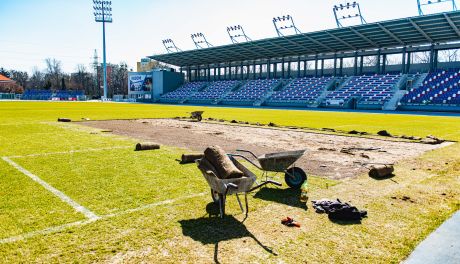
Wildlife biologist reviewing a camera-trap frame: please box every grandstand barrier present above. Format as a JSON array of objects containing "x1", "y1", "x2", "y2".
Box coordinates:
[{"x1": 0, "y1": 93, "x2": 16, "y2": 100}]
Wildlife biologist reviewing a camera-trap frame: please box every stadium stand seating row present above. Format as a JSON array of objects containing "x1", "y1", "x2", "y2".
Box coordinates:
[
  {"x1": 267, "y1": 77, "x2": 333, "y2": 104},
  {"x1": 221, "y1": 79, "x2": 281, "y2": 105},
  {"x1": 158, "y1": 72, "x2": 460, "y2": 111},
  {"x1": 325, "y1": 74, "x2": 401, "y2": 107},
  {"x1": 188, "y1": 80, "x2": 240, "y2": 103},
  {"x1": 22, "y1": 89, "x2": 84, "y2": 101},
  {"x1": 159, "y1": 81, "x2": 207, "y2": 103},
  {"x1": 400, "y1": 69, "x2": 460, "y2": 106}
]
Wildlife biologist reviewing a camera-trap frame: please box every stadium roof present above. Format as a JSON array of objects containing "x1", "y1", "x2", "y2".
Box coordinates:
[{"x1": 150, "y1": 11, "x2": 460, "y2": 67}]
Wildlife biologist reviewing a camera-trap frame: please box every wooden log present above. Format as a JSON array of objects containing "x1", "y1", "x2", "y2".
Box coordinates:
[
  {"x1": 181, "y1": 154, "x2": 204, "y2": 164},
  {"x1": 135, "y1": 142, "x2": 160, "y2": 151},
  {"x1": 369, "y1": 165, "x2": 394, "y2": 178}
]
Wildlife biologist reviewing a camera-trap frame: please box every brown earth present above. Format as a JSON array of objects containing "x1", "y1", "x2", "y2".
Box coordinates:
[{"x1": 81, "y1": 119, "x2": 450, "y2": 179}]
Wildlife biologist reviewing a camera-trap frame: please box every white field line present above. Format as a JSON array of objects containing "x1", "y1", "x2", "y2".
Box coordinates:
[
  {"x1": 0, "y1": 219, "x2": 97, "y2": 244},
  {"x1": 7, "y1": 146, "x2": 133, "y2": 159},
  {"x1": 1, "y1": 157, "x2": 100, "y2": 221},
  {"x1": 0, "y1": 192, "x2": 206, "y2": 244}
]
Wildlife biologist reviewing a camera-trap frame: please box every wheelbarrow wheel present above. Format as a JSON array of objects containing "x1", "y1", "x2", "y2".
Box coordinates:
[
  {"x1": 197, "y1": 115, "x2": 202, "y2": 122},
  {"x1": 285, "y1": 167, "x2": 307, "y2": 189},
  {"x1": 211, "y1": 189, "x2": 220, "y2": 203}
]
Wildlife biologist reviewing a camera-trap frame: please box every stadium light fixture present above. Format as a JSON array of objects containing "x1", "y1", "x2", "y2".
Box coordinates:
[
  {"x1": 191, "y1": 33, "x2": 213, "y2": 49},
  {"x1": 162, "y1": 39, "x2": 182, "y2": 53},
  {"x1": 273, "y1": 15, "x2": 301, "y2": 37},
  {"x1": 92, "y1": 0, "x2": 112, "y2": 100},
  {"x1": 417, "y1": 0, "x2": 457, "y2": 16},
  {"x1": 333, "y1": 2, "x2": 367, "y2": 28},
  {"x1": 227, "y1": 25, "x2": 252, "y2": 44}
]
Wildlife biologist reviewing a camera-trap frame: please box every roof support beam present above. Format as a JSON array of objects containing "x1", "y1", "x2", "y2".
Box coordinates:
[
  {"x1": 349, "y1": 27, "x2": 379, "y2": 47},
  {"x1": 408, "y1": 18, "x2": 433, "y2": 43},
  {"x1": 246, "y1": 42, "x2": 281, "y2": 58},
  {"x1": 444, "y1": 13, "x2": 460, "y2": 37},
  {"x1": 267, "y1": 41, "x2": 299, "y2": 57},
  {"x1": 280, "y1": 36, "x2": 316, "y2": 53},
  {"x1": 324, "y1": 31, "x2": 356, "y2": 50},
  {"x1": 377, "y1": 23, "x2": 405, "y2": 45},
  {"x1": 303, "y1": 35, "x2": 335, "y2": 52}
]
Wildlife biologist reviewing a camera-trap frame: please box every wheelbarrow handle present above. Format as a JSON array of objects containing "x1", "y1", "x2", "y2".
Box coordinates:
[
  {"x1": 228, "y1": 154, "x2": 263, "y2": 170},
  {"x1": 235, "y1": 149, "x2": 258, "y2": 159}
]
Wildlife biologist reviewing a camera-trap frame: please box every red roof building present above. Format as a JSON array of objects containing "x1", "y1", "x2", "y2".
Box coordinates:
[{"x1": 0, "y1": 74, "x2": 14, "y2": 83}]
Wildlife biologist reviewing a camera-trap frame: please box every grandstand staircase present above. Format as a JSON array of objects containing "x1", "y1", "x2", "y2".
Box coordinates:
[
  {"x1": 180, "y1": 83, "x2": 209, "y2": 104},
  {"x1": 213, "y1": 81, "x2": 245, "y2": 105},
  {"x1": 253, "y1": 80, "x2": 286, "y2": 106},
  {"x1": 311, "y1": 77, "x2": 340, "y2": 107},
  {"x1": 382, "y1": 74, "x2": 408, "y2": 110},
  {"x1": 410, "y1": 73, "x2": 428, "y2": 90},
  {"x1": 336, "y1": 76, "x2": 354, "y2": 90},
  {"x1": 383, "y1": 90, "x2": 407, "y2": 110}
]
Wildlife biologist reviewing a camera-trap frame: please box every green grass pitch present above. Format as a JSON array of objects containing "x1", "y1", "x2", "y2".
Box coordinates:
[{"x1": 0, "y1": 101, "x2": 459, "y2": 263}]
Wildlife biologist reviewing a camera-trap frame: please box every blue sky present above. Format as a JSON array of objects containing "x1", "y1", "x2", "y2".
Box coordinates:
[{"x1": 0, "y1": 0, "x2": 456, "y2": 73}]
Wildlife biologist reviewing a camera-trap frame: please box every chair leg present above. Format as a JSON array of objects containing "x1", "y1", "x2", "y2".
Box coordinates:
[{"x1": 236, "y1": 194, "x2": 244, "y2": 213}]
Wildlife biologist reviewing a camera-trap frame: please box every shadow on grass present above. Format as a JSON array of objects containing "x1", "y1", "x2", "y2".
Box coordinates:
[
  {"x1": 370, "y1": 173, "x2": 396, "y2": 181},
  {"x1": 253, "y1": 187, "x2": 307, "y2": 210},
  {"x1": 328, "y1": 216, "x2": 363, "y2": 225},
  {"x1": 180, "y1": 202, "x2": 277, "y2": 264}
]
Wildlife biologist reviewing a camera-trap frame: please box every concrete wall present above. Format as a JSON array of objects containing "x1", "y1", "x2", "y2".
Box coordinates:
[{"x1": 152, "y1": 70, "x2": 184, "y2": 99}]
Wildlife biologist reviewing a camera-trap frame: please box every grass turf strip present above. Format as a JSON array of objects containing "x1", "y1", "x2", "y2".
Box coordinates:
[{"x1": 0, "y1": 101, "x2": 459, "y2": 141}]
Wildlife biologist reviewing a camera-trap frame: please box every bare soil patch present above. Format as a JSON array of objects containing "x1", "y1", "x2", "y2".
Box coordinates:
[{"x1": 81, "y1": 119, "x2": 449, "y2": 179}]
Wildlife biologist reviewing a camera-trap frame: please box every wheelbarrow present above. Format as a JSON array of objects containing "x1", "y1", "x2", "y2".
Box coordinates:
[
  {"x1": 196, "y1": 157, "x2": 281, "y2": 218},
  {"x1": 230, "y1": 149, "x2": 307, "y2": 189},
  {"x1": 190, "y1": 111, "x2": 204, "y2": 122}
]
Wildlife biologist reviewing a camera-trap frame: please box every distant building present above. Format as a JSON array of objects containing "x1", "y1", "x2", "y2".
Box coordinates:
[
  {"x1": 137, "y1": 58, "x2": 161, "y2": 72},
  {"x1": 0, "y1": 74, "x2": 21, "y2": 93},
  {"x1": 0, "y1": 74, "x2": 14, "y2": 85}
]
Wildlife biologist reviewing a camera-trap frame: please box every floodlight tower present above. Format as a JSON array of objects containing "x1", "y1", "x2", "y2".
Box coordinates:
[
  {"x1": 333, "y1": 2, "x2": 367, "y2": 28},
  {"x1": 227, "y1": 25, "x2": 252, "y2": 44},
  {"x1": 417, "y1": 0, "x2": 457, "y2": 15},
  {"x1": 273, "y1": 15, "x2": 301, "y2": 37},
  {"x1": 93, "y1": 0, "x2": 112, "y2": 100},
  {"x1": 191, "y1": 33, "x2": 213, "y2": 49},
  {"x1": 162, "y1": 39, "x2": 182, "y2": 53}
]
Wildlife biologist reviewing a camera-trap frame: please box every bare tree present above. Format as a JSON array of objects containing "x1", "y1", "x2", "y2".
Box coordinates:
[
  {"x1": 363, "y1": 56, "x2": 377, "y2": 67},
  {"x1": 0, "y1": 67, "x2": 10, "y2": 78},
  {"x1": 110, "y1": 62, "x2": 128, "y2": 96},
  {"x1": 45, "y1": 58, "x2": 63, "y2": 89},
  {"x1": 438, "y1": 49, "x2": 459, "y2": 62},
  {"x1": 412, "y1": 52, "x2": 431, "y2": 64},
  {"x1": 10, "y1": 70, "x2": 28, "y2": 88},
  {"x1": 29, "y1": 67, "x2": 45, "y2": 89}
]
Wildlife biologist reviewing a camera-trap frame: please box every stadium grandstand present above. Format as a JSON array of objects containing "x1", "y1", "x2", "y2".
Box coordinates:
[
  {"x1": 21, "y1": 89, "x2": 85, "y2": 101},
  {"x1": 150, "y1": 9, "x2": 460, "y2": 112}
]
